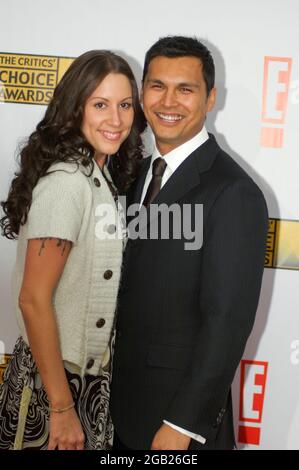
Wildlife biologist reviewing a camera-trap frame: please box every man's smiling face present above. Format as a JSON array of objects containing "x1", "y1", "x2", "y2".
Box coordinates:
[{"x1": 142, "y1": 55, "x2": 216, "y2": 155}]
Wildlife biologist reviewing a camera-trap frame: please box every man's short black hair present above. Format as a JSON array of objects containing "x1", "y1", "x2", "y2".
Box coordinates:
[{"x1": 142, "y1": 36, "x2": 215, "y2": 96}]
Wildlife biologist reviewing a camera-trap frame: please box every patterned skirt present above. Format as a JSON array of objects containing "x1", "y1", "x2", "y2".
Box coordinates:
[{"x1": 0, "y1": 333, "x2": 115, "y2": 450}]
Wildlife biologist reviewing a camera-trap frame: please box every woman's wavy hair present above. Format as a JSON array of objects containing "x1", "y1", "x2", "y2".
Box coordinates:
[{"x1": 0, "y1": 50, "x2": 147, "y2": 239}]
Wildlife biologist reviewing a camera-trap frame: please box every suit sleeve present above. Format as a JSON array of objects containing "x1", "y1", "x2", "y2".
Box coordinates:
[{"x1": 164, "y1": 178, "x2": 268, "y2": 441}]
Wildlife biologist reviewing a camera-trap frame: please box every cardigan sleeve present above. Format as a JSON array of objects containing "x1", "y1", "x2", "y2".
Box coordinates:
[{"x1": 26, "y1": 168, "x2": 86, "y2": 243}]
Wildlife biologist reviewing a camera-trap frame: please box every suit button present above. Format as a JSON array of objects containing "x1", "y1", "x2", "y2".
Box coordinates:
[
  {"x1": 96, "y1": 318, "x2": 106, "y2": 328},
  {"x1": 213, "y1": 419, "x2": 220, "y2": 428},
  {"x1": 107, "y1": 224, "x2": 116, "y2": 234},
  {"x1": 94, "y1": 177, "x2": 101, "y2": 187},
  {"x1": 213, "y1": 412, "x2": 223, "y2": 428},
  {"x1": 103, "y1": 270, "x2": 113, "y2": 280},
  {"x1": 86, "y1": 358, "x2": 94, "y2": 369}
]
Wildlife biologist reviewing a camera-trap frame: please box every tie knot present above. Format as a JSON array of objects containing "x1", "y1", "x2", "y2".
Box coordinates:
[{"x1": 152, "y1": 157, "x2": 167, "y2": 177}]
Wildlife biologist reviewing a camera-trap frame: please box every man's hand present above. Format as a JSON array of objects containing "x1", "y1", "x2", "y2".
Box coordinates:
[{"x1": 151, "y1": 423, "x2": 191, "y2": 450}]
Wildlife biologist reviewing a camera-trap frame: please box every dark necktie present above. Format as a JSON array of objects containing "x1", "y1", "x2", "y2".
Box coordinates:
[{"x1": 142, "y1": 157, "x2": 167, "y2": 207}]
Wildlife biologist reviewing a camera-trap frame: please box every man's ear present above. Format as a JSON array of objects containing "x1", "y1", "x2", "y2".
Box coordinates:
[
  {"x1": 140, "y1": 87, "x2": 144, "y2": 105},
  {"x1": 207, "y1": 87, "x2": 217, "y2": 112}
]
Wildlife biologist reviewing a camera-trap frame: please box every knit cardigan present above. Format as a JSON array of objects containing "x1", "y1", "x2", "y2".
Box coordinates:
[{"x1": 12, "y1": 161, "x2": 125, "y2": 376}]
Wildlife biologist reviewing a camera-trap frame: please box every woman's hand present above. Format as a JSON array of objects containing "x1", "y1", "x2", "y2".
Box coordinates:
[{"x1": 48, "y1": 408, "x2": 85, "y2": 450}]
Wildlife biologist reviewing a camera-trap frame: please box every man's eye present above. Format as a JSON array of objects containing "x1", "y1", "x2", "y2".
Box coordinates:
[
  {"x1": 180, "y1": 87, "x2": 192, "y2": 93},
  {"x1": 152, "y1": 84, "x2": 162, "y2": 89}
]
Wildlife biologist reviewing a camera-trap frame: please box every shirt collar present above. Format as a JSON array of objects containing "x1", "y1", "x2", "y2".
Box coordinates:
[{"x1": 151, "y1": 126, "x2": 209, "y2": 173}]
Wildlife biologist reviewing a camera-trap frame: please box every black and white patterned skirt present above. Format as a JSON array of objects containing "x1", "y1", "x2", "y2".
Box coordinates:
[{"x1": 0, "y1": 334, "x2": 115, "y2": 450}]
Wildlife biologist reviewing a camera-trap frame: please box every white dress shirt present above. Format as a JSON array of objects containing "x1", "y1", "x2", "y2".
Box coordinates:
[
  {"x1": 141, "y1": 127, "x2": 209, "y2": 445},
  {"x1": 140, "y1": 126, "x2": 209, "y2": 206}
]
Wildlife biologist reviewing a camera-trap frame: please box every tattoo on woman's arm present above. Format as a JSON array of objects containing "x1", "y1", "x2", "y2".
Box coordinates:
[{"x1": 38, "y1": 238, "x2": 68, "y2": 256}]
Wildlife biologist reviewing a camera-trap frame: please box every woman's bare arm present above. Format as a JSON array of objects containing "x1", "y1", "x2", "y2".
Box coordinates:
[{"x1": 19, "y1": 237, "x2": 84, "y2": 450}]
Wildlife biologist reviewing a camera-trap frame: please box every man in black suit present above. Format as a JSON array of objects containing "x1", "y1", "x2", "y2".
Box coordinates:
[{"x1": 110, "y1": 36, "x2": 268, "y2": 450}]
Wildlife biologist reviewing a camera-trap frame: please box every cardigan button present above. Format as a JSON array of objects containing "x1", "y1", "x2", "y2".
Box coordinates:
[
  {"x1": 96, "y1": 318, "x2": 106, "y2": 328},
  {"x1": 93, "y1": 177, "x2": 101, "y2": 187},
  {"x1": 86, "y1": 358, "x2": 94, "y2": 369},
  {"x1": 104, "y1": 270, "x2": 113, "y2": 280}
]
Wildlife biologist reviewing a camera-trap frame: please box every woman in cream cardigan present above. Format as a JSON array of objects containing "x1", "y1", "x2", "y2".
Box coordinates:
[{"x1": 0, "y1": 50, "x2": 146, "y2": 450}]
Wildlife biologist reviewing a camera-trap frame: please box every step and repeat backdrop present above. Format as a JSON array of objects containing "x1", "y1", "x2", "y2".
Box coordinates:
[{"x1": 0, "y1": 0, "x2": 298, "y2": 450}]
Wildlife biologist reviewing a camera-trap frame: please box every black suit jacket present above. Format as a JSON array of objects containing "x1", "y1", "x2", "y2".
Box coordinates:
[{"x1": 110, "y1": 134, "x2": 268, "y2": 450}]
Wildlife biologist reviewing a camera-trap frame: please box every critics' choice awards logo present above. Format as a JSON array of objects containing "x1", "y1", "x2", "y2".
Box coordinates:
[
  {"x1": 0, "y1": 53, "x2": 74, "y2": 105},
  {"x1": 266, "y1": 218, "x2": 299, "y2": 270},
  {"x1": 0, "y1": 356, "x2": 11, "y2": 384},
  {"x1": 0, "y1": 340, "x2": 11, "y2": 384}
]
